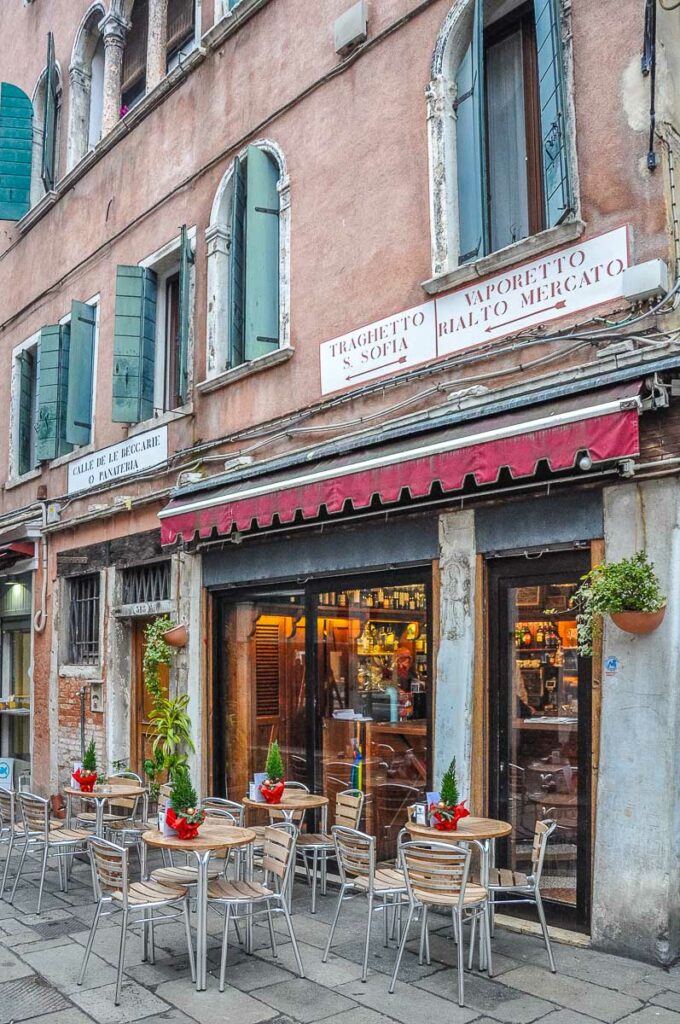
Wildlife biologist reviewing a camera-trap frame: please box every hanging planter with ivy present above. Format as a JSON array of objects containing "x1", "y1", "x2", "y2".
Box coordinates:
[{"x1": 574, "y1": 551, "x2": 666, "y2": 656}]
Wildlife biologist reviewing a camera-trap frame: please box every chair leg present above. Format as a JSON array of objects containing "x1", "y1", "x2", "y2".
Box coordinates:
[
  {"x1": 219, "y1": 904, "x2": 231, "y2": 992},
  {"x1": 322, "y1": 883, "x2": 347, "y2": 963},
  {"x1": 266, "y1": 904, "x2": 278, "y2": 958},
  {"x1": 384, "y1": 895, "x2": 390, "y2": 948},
  {"x1": 418, "y1": 906, "x2": 426, "y2": 964},
  {"x1": 77, "y1": 900, "x2": 104, "y2": 985},
  {"x1": 282, "y1": 898, "x2": 305, "y2": 978},
  {"x1": 468, "y1": 912, "x2": 477, "y2": 970},
  {"x1": 388, "y1": 904, "x2": 414, "y2": 994},
  {"x1": 424, "y1": 907, "x2": 431, "y2": 964},
  {"x1": 321, "y1": 849, "x2": 328, "y2": 895},
  {"x1": 456, "y1": 909, "x2": 465, "y2": 1007},
  {"x1": 484, "y1": 904, "x2": 493, "y2": 977},
  {"x1": 115, "y1": 909, "x2": 129, "y2": 1006},
  {"x1": 535, "y1": 891, "x2": 556, "y2": 973},
  {"x1": 362, "y1": 892, "x2": 373, "y2": 982},
  {"x1": 37, "y1": 844, "x2": 49, "y2": 915},
  {"x1": 311, "y1": 849, "x2": 318, "y2": 914},
  {"x1": 149, "y1": 911, "x2": 156, "y2": 964},
  {"x1": 183, "y1": 900, "x2": 196, "y2": 983},
  {"x1": 0, "y1": 834, "x2": 14, "y2": 898},
  {"x1": 9, "y1": 838, "x2": 30, "y2": 904}
]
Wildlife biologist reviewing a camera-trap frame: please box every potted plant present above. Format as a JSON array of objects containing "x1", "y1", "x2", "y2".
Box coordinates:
[
  {"x1": 429, "y1": 757, "x2": 469, "y2": 832},
  {"x1": 73, "y1": 738, "x2": 98, "y2": 792},
  {"x1": 575, "y1": 551, "x2": 666, "y2": 655},
  {"x1": 165, "y1": 766, "x2": 205, "y2": 840},
  {"x1": 260, "y1": 740, "x2": 286, "y2": 804},
  {"x1": 162, "y1": 623, "x2": 188, "y2": 648}
]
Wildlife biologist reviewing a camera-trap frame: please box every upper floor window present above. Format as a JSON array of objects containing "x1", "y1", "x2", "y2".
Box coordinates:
[
  {"x1": 68, "y1": 3, "x2": 106, "y2": 169},
  {"x1": 167, "y1": 0, "x2": 197, "y2": 69},
  {"x1": 205, "y1": 142, "x2": 290, "y2": 379},
  {"x1": 11, "y1": 336, "x2": 39, "y2": 478},
  {"x1": 31, "y1": 32, "x2": 61, "y2": 205},
  {"x1": 428, "y1": 0, "x2": 573, "y2": 276},
  {"x1": 122, "y1": 0, "x2": 149, "y2": 111},
  {"x1": 0, "y1": 83, "x2": 33, "y2": 222}
]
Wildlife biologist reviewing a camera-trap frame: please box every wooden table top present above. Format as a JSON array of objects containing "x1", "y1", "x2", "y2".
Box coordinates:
[
  {"x1": 242, "y1": 793, "x2": 329, "y2": 812},
  {"x1": 405, "y1": 816, "x2": 513, "y2": 842},
  {"x1": 142, "y1": 822, "x2": 257, "y2": 853},
  {"x1": 64, "y1": 784, "x2": 145, "y2": 799}
]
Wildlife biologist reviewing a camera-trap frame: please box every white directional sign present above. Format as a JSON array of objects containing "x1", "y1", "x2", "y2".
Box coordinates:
[{"x1": 319, "y1": 227, "x2": 630, "y2": 395}]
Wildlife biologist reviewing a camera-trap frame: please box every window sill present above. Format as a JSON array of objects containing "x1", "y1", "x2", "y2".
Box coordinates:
[
  {"x1": 422, "y1": 220, "x2": 587, "y2": 296},
  {"x1": 127, "y1": 404, "x2": 193, "y2": 438},
  {"x1": 58, "y1": 666, "x2": 101, "y2": 679},
  {"x1": 203, "y1": 0, "x2": 273, "y2": 49},
  {"x1": 198, "y1": 346, "x2": 295, "y2": 394},
  {"x1": 5, "y1": 467, "x2": 42, "y2": 490},
  {"x1": 50, "y1": 443, "x2": 95, "y2": 470}
]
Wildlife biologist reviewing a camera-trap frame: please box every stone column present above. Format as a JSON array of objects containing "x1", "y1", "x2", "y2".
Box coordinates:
[
  {"x1": 100, "y1": 12, "x2": 128, "y2": 136},
  {"x1": 146, "y1": 0, "x2": 169, "y2": 92},
  {"x1": 67, "y1": 64, "x2": 92, "y2": 168}
]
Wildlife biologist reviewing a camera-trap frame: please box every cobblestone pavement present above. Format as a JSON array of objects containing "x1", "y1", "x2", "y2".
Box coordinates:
[{"x1": 1, "y1": 854, "x2": 679, "y2": 1024}]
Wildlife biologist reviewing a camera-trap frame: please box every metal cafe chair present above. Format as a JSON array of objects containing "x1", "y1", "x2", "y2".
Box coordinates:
[
  {"x1": 78, "y1": 837, "x2": 195, "y2": 1006},
  {"x1": 74, "y1": 770, "x2": 145, "y2": 833},
  {"x1": 8, "y1": 792, "x2": 91, "y2": 913},
  {"x1": 487, "y1": 818, "x2": 558, "y2": 972},
  {"x1": 207, "y1": 823, "x2": 305, "y2": 991},
  {"x1": 390, "y1": 840, "x2": 492, "y2": 1007},
  {"x1": 323, "y1": 825, "x2": 407, "y2": 981},
  {"x1": 0, "y1": 787, "x2": 24, "y2": 898},
  {"x1": 296, "y1": 788, "x2": 365, "y2": 912},
  {"x1": 149, "y1": 807, "x2": 239, "y2": 888}
]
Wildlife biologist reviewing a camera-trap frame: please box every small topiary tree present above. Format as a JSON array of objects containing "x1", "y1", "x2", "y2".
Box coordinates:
[
  {"x1": 82, "y1": 737, "x2": 97, "y2": 774},
  {"x1": 170, "y1": 765, "x2": 198, "y2": 815},
  {"x1": 440, "y1": 757, "x2": 459, "y2": 808},
  {"x1": 265, "y1": 739, "x2": 284, "y2": 781}
]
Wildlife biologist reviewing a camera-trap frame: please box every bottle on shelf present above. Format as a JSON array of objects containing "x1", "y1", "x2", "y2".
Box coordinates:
[
  {"x1": 535, "y1": 622, "x2": 545, "y2": 647},
  {"x1": 522, "y1": 625, "x2": 533, "y2": 647}
]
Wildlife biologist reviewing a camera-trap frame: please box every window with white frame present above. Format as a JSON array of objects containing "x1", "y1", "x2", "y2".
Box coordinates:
[
  {"x1": 11, "y1": 336, "x2": 39, "y2": 478},
  {"x1": 205, "y1": 141, "x2": 290, "y2": 379},
  {"x1": 427, "y1": 0, "x2": 574, "y2": 277}
]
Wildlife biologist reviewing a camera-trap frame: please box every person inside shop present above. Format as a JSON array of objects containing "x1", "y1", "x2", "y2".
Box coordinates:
[
  {"x1": 516, "y1": 677, "x2": 535, "y2": 719},
  {"x1": 393, "y1": 647, "x2": 424, "y2": 719}
]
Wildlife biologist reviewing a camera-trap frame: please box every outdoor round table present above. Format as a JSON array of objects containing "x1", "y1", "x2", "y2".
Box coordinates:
[
  {"x1": 64, "y1": 784, "x2": 147, "y2": 838},
  {"x1": 142, "y1": 821, "x2": 257, "y2": 991},
  {"x1": 243, "y1": 793, "x2": 329, "y2": 830}
]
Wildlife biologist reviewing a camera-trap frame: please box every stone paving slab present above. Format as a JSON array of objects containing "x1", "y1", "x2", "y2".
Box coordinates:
[
  {"x1": 22, "y1": 939, "x2": 118, "y2": 993},
  {"x1": 0, "y1": 976, "x2": 72, "y2": 1024},
  {"x1": 415, "y1": 969, "x2": 556, "y2": 1023},
  {"x1": 69, "y1": 979, "x2": 173, "y2": 1023},
  {"x1": 500, "y1": 966, "x2": 643, "y2": 1023},
  {"x1": 337, "y1": 972, "x2": 480, "y2": 1024},
  {"x1": 254, "y1": 977, "x2": 360, "y2": 1022},
  {"x1": 155, "y1": 976, "x2": 280, "y2": 1024}
]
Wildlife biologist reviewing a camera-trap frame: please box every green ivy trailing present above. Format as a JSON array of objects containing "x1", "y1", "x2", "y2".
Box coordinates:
[
  {"x1": 142, "y1": 618, "x2": 195, "y2": 797},
  {"x1": 574, "y1": 551, "x2": 666, "y2": 656}
]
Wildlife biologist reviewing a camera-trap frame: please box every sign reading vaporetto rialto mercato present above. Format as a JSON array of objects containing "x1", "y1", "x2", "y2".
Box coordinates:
[
  {"x1": 319, "y1": 226, "x2": 630, "y2": 395},
  {"x1": 67, "y1": 425, "x2": 168, "y2": 496}
]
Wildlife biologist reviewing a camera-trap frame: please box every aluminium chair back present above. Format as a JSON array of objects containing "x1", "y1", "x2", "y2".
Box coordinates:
[
  {"x1": 332, "y1": 825, "x2": 375, "y2": 885},
  {"x1": 335, "y1": 789, "x2": 364, "y2": 830},
  {"x1": 88, "y1": 836, "x2": 129, "y2": 905},
  {"x1": 263, "y1": 824, "x2": 297, "y2": 891},
  {"x1": 530, "y1": 819, "x2": 557, "y2": 886},
  {"x1": 202, "y1": 797, "x2": 245, "y2": 825},
  {"x1": 269, "y1": 782, "x2": 309, "y2": 827},
  {"x1": 18, "y1": 792, "x2": 49, "y2": 840},
  {"x1": 0, "y1": 788, "x2": 15, "y2": 835},
  {"x1": 203, "y1": 806, "x2": 239, "y2": 825},
  {"x1": 107, "y1": 772, "x2": 143, "y2": 815},
  {"x1": 400, "y1": 840, "x2": 472, "y2": 911}
]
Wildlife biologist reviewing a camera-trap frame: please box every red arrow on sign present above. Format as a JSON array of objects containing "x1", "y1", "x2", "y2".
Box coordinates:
[
  {"x1": 485, "y1": 300, "x2": 567, "y2": 333},
  {"x1": 346, "y1": 356, "x2": 408, "y2": 381}
]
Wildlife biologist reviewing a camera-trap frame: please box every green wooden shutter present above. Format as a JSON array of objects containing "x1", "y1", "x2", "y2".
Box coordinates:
[
  {"x1": 112, "y1": 266, "x2": 157, "y2": 423},
  {"x1": 177, "y1": 224, "x2": 194, "y2": 404},
  {"x1": 534, "y1": 0, "x2": 571, "y2": 227},
  {"x1": 455, "y1": 0, "x2": 488, "y2": 264},
  {"x1": 41, "y1": 32, "x2": 58, "y2": 193},
  {"x1": 0, "y1": 83, "x2": 32, "y2": 221},
  {"x1": 37, "y1": 323, "x2": 71, "y2": 462},
  {"x1": 17, "y1": 348, "x2": 35, "y2": 475},
  {"x1": 229, "y1": 155, "x2": 246, "y2": 368},
  {"x1": 66, "y1": 301, "x2": 96, "y2": 446},
  {"x1": 244, "y1": 145, "x2": 280, "y2": 362}
]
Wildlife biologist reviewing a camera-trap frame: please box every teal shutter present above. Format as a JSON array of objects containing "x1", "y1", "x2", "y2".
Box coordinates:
[
  {"x1": 66, "y1": 302, "x2": 96, "y2": 446},
  {"x1": 177, "y1": 224, "x2": 194, "y2": 404},
  {"x1": 455, "y1": 0, "x2": 488, "y2": 264},
  {"x1": 17, "y1": 349, "x2": 35, "y2": 475},
  {"x1": 244, "y1": 145, "x2": 280, "y2": 361},
  {"x1": 0, "y1": 83, "x2": 32, "y2": 221},
  {"x1": 534, "y1": 0, "x2": 571, "y2": 227},
  {"x1": 37, "y1": 323, "x2": 71, "y2": 462},
  {"x1": 112, "y1": 266, "x2": 157, "y2": 423},
  {"x1": 41, "y1": 32, "x2": 58, "y2": 192},
  {"x1": 229, "y1": 155, "x2": 246, "y2": 368}
]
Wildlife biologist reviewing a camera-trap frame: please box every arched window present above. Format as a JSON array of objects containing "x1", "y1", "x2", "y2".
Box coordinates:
[
  {"x1": 121, "y1": 0, "x2": 149, "y2": 112},
  {"x1": 205, "y1": 141, "x2": 290, "y2": 379},
  {"x1": 68, "y1": 3, "x2": 106, "y2": 170},
  {"x1": 31, "y1": 32, "x2": 62, "y2": 205},
  {"x1": 428, "y1": 0, "x2": 575, "y2": 277}
]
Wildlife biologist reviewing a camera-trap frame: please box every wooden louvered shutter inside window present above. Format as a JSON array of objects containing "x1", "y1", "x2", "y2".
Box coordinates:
[
  {"x1": 455, "y1": 0, "x2": 488, "y2": 264},
  {"x1": 17, "y1": 349, "x2": 36, "y2": 475},
  {"x1": 122, "y1": 0, "x2": 149, "y2": 96},
  {"x1": 37, "y1": 323, "x2": 71, "y2": 462},
  {"x1": 229, "y1": 155, "x2": 246, "y2": 368},
  {"x1": 0, "y1": 83, "x2": 32, "y2": 221},
  {"x1": 66, "y1": 301, "x2": 96, "y2": 446},
  {"x1": 244, "y1": 145, "x2": 280, "y2": 362},
  {"x1": 255, "y1": 621, "x2": 280, "y2": 720},
  {"x1": 167, "y1": 0, "x2": 195, "y2": 53},
  {"x1": 112, "y1": 265, "x2": 157, "y2": 423},
  {"x1": 177, "y1": 224, "x2": 193, "y2": 405},
  {"x1": 42, "y1": 32, "x2": 58, "y2": 192},
  {"x1": 533, "y1": 0, "x2": 571, "y2": 227}
]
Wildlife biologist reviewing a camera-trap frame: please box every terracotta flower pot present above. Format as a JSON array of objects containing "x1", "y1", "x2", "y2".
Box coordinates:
[
  {"x1": 163, "y1": 624, "x2": 188, "y2": 648},
  {"x1": 610, "y1": 607, "x2": 666, "y2": 635},
  {"x1": 260, "y1": 780, "x2": 286, "y2": 804}
]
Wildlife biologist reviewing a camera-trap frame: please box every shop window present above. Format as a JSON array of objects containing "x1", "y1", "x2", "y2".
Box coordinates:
[
  {"x1": 122, "y1": 0, "x2": 149, "y2": 112},
  {"x1": 11, "y1": 339, "x2": 39, "y2": 478},
  {"x1": 68, "y1": 4, "x2": 106, "y2": 169},
  {"x1": 67, "y1": 574, "x2": 100, "y2": 666},
  {"x1": 0, "y1": 618, "x2": 32, "y2": 782},
  {"x1": 205, "y1": 142, "x2": 290, "y2": 378},
  {"x1": 428, "y1": 0, "x2": 573, "y2": 274},
  {"x1": 113, "y1": 226, "x2": 194, "y2": 423},
  {"x1": 122, "y1": 561, "x2": 170, "y2": 604}
]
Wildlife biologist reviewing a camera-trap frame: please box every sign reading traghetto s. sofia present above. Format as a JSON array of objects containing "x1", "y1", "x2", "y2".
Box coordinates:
[
  {"x1": 67, "y1": 425, "x2": 168, "y2": 496},
  {"x1": 319, "y1": 226, "x2": 630, "y2": 395}
]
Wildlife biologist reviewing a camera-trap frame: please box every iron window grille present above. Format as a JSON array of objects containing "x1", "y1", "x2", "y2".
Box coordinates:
[
  {"x1": 68, "y1": 574, "x2": 100, "y2": 665},
  {"x1": 122, "y1": 562, "x2": 171, "y2": 606}
]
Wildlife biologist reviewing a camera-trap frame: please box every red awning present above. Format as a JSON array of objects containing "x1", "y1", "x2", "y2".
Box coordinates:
[{"x1": 159, "y1": 384, "x2": 641, "y2": 545}]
